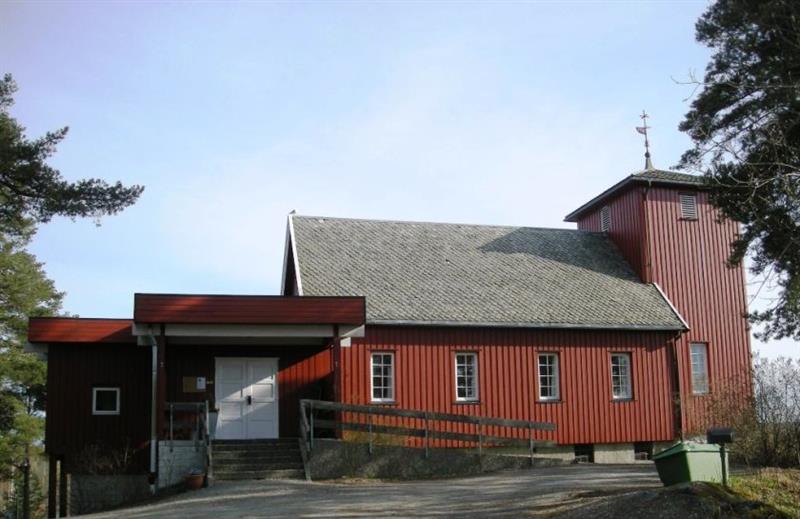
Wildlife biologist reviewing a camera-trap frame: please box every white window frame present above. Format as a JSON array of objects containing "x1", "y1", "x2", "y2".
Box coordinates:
[
  {"x1": 537, "y1": 353, "x2": 560, "y2": 401},
  {"x1": 600, "y1": 206, "x2": 611, "y2": 232},
  {"x1": 610, "y1": 353, "x2": 632, "y2": 400},
  {"x1": 680, "y1": 192, "x2": 698, "y2": 220},
  {"x1": 370, "y1": 352, "x2": 395, "y2": 403},
  {"x1": 690, "y1": 342, "x2": 709, "y2": 395},
  {"x1": 455, "y1": 352, "x2": 479, "y2": 402},
  {"x1": 92, "y1": 387, "x2": 120, "y2": 415}
]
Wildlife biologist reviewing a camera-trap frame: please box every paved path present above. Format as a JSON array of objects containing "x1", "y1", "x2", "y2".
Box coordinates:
[{"x1": 87, "y1": 464, "x2": 661, "y2": 518}]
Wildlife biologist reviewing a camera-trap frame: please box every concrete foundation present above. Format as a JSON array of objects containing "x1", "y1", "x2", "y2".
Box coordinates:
[
  {"x1": 532, "y1": 445, "x2": 576, "y2": 462},
  {"x1": 593, "y1": 443, "x2": 635, "y2": 464},
  {"x1": 158, "y1": 440, "x2": 206, "y2": 489}
]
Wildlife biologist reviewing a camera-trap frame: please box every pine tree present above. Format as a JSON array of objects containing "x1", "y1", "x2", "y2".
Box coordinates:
[{"x1": 679, "y1": 0, "x2": 800, "y2": 340}]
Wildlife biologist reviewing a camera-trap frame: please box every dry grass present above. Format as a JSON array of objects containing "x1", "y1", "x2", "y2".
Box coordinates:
[{"x1": 730, "y1": 468, "x2": 800, "y2": 519}]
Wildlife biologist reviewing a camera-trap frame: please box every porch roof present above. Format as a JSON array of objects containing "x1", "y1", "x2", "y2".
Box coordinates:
[
  {"x1": 27, "y1": 294, "x2": 367, "y2": 347},
  {"x1": 134, "y1": 293, "x2": 365, "y2": 326}
]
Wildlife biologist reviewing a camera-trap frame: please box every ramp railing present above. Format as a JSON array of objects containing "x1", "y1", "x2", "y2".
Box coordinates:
[{"x1": 299, "y1": 399, "x2": 556, "y2": 465}]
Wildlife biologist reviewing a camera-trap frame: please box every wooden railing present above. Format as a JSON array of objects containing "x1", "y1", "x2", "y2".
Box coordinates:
[{"x1": 299, "y1": 399, "x2": 556, "y2": 464}]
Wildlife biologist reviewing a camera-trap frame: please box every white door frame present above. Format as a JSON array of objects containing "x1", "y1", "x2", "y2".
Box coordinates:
[{"x1": 214, "y1": 357, "x2": 279, "y2": 440}]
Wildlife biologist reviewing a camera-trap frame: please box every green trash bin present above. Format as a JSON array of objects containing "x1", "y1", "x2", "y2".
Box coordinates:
[{"x1": 652, "y1": 442, "x2": 727, "y2": 486}]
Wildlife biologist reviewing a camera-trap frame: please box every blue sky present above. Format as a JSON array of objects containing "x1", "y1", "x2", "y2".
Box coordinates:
[{"x1": 2, "y1": 1, "x2": 796, "y2": 358}]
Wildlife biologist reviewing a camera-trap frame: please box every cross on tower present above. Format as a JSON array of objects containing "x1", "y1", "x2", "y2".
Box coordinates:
[{"x1": 638, "y1": 110, "x2": 654, "y2": 170}]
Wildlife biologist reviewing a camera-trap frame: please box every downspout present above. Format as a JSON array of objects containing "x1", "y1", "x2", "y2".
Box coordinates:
[
  {"x1": 149, "y1": 335, "x2": 158, "y2": 495},
  {"x1": 669, "y1": 332, "x2": 685, "y2": 441}
]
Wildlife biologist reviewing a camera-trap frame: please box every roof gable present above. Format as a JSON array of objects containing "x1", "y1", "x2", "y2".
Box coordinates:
[{"x1": 290, "y1": 216, "x2": 685, "y2": 330}]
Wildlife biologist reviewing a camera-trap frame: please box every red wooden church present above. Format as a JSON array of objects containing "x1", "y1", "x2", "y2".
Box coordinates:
[{"x1": 27, "y1": 165, "x2": 752, "y2": 513}]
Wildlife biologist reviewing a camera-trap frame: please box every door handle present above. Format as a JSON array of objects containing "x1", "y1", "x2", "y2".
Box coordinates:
[{"x1": 246, "y1": 395, "x2": 252, "y2": 406}]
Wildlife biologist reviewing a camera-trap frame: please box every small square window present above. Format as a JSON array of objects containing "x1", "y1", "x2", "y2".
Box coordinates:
[{"x1": 92, "y1": 387, "x2": 120, "y2": 415}]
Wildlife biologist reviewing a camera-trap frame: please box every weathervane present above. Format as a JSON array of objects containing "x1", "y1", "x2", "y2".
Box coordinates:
[{"x1": 636, "y1": 110, "x2": 654, "y2": 170}]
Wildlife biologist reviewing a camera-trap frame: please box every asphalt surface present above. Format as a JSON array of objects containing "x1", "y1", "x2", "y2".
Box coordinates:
[{"x1": 85, "y1": 464, "x2": 662, "y2": 518}]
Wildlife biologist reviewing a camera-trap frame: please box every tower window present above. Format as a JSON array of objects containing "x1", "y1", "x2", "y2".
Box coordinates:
[
  {"x1": 680, "y1": 193, "x2": 698, "y2": 220},
  {"x1": 600, "y1": 206, "x2": 611, "y2": 232}
]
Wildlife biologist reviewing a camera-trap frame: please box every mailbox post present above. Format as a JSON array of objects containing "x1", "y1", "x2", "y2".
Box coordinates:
[{"x1": 707, "y1": 427, "x2": 734, "y2": 487}]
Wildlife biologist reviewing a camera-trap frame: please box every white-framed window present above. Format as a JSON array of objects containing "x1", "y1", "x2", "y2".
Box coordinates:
[
  {"x1": 538, "y1": 353, "x2": 560, "y2": 401},
  {"x1": 92, "y1": 387, "x2": 120, "y2": 415},
  {"x1": 610, "y1": 353, "x2": 632, "y2": 400},
  {"x1": 600, "y1": 206, "x2": 611, "y2": 232},
  {"x1": 680, "y1": 193, "x2": 698, "y2": 220},
  {"x1": 455, "y1": 352, "x2": 479, "y2": 401},
  {"x1": 690, "y1": 342, "x2": 709, "y2": 395},
  {"x1": 370, "y1": 352, "x2": 395, "y2": 402}
]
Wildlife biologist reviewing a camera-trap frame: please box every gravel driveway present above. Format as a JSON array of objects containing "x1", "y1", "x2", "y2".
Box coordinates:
[{"x1": 86, "y1": 464, "x2": 662, "y2": 518}]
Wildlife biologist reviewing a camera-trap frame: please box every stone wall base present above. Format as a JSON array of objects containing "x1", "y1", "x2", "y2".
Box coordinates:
[{"x1": 70, "y1": 475, "x2": 150, "y2": 516}]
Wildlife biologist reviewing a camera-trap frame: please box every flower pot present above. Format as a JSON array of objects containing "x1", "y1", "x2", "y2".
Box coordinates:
[{"x1": 185, "y1": 473, "x2": 205, "y2": 490}]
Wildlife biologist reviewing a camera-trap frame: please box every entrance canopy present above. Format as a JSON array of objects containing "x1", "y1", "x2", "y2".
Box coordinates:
[{"x1": 27, "y1": 293, "x2": 366, "y2": 353}]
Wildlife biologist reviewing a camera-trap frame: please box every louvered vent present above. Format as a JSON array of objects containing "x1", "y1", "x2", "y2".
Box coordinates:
[
  {"x1": 680, "y1": 193, "x2": 698, "y2": 220},
  {"x1": 600, "y1": 206, "x2": 611, "y2": 232}
]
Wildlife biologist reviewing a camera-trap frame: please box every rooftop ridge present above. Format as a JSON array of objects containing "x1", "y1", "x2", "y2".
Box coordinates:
[{"x1": 292, "y1": 214, "x2": 605, "y2": 235}]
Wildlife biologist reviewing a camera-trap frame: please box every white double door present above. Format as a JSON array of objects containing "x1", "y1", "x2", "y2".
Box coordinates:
[{"x1": 215, "y1": 357, "x2": 279, "y2": 440}]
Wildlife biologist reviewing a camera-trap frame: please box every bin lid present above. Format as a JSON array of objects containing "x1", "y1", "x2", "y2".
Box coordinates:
[{"x1": 653, "y1": 441, "x2": 721, "y2": 460}]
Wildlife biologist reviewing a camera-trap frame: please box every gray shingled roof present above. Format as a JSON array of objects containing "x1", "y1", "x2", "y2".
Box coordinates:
[
  {"x1": 564, "y1": 169, "x2": 706, "y2": 222},
  {"x1": 290, "y1": 216, "x2": 685, "y2": 330},
  {"x1": 633, "y1": 169, "x2": 707, "y2": 186}
]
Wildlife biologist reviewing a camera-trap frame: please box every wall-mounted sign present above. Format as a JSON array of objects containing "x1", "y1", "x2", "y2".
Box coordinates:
[{"x1": 182, "y1": 376, "x2": 207, "y2": 393}]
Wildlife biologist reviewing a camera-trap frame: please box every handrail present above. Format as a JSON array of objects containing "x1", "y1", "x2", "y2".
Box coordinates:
[
  {"x1": 302, "y1": 399, "x2": 555, "y2": 430},
  {"x1": 299, "y1": 399, "x2": 556, "y2": 465},
  {"x1": 164, "y1": 402, "x2": 208, "y2": 450}
]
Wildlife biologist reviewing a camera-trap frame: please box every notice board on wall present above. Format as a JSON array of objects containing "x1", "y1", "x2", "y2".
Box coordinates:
[{"x1": 182, "y1": 376, "x2": 206, "y2": 393}]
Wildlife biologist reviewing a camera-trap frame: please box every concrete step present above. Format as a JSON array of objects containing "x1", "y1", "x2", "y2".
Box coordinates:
[
  {"x1": 214, "y1": 460, "x2": 304, "y2": 471},
  {"x1": 213, "y1": 438, "x2": 299, "y2": 445},
  {"x1": 214, "y1": 468, "x2": 305, "y2": 480},
  {"x1": 213, "y1": 451, "x2": 300, "y2": 462},
  {"x1": 212, "y1": 442, "x2": 300, "y2": 453}
]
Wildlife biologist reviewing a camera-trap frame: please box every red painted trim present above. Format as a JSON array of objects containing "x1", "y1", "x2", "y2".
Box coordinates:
[
  {"x1": 28, "y1": 318, "x2": 134, "y2": 344},
  {"x1": 134, "y1": 293, "x2": 366, "y2": 325}
]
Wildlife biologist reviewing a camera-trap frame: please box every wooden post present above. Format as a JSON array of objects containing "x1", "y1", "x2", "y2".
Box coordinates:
[
  {"x1": 169, "y1": 403, "x2": 174, "y2": 452},
  {"x1": 477, "y1": 420, "x2": 483, "y2": 457},
  {"x1": 424, "y1": 414, "x2": 430, "y2": 459},
  {"x1": 47, "y1": 456, "x2": 57, "y2": 518},
  {"x1": 309, "y1": 401, "x2": 315, "y2": 450},
  {"x1": 528, "y1": 424, "x2": 534, "y2": 467},
  {"x1": 368, "y1": 415, "x2": 373, "y2": 456},
  {"x1": 58, "y1": 459, "x2": 68, "y2": 517}
]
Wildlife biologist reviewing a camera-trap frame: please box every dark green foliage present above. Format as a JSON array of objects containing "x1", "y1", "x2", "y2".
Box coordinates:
[
  {"x1": 0, "y1": 73, "x2": 143, "y2": 234},
  {"x1": 0, "y1": 72, "x2": 142, "y2": 488},
  {"x1": 0, "y1": 223, "x2": 62, "y2": 478},
  {"x1": 679, "y1": 0, "x2": 800, "y2": 340}
]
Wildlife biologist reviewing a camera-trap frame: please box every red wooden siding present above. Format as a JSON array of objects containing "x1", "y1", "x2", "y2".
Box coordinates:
[
  {"x1": 165, "y1": 344, "x2": 333, "y2": 438},
  {"x1": 644, "y1": 187, "x2": 752, "y2": 433},
  {"x1": 577, "y1": 187, "x2": 647, "y2": 279},
  {"x1": 577, "y1": 185, "x2": 752, "y2": 434},
  {"x1": 45, "y1": 343, "x2": 151, "y2": 472},
  {"x1": 134, "y1": 294, "x2": 365, "y2": 325},
  {"x1": 340, "y1": 326, "x2": 677, "y2": 445},
  {"x1": 28, "y1": 318, "x2": 134, "y2": 344}
]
